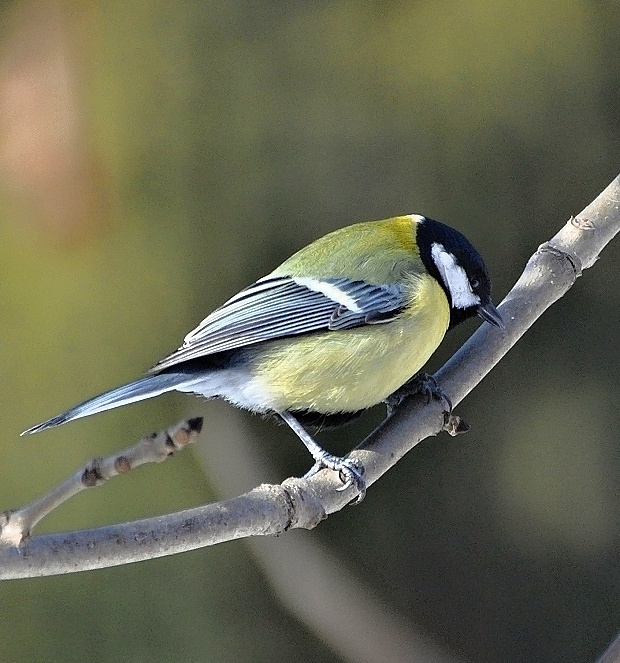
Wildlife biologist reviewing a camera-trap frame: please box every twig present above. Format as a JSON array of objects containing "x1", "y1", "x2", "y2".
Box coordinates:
[
  {"x1": 0, "y1": 418, "x2": 203, "y2": 547},
  {"x1": 596, "y1": 632, "x2": 620, "y2": 663},
  {"x1": 0, "y1": 174, "x2": 619, "y2": 579}
]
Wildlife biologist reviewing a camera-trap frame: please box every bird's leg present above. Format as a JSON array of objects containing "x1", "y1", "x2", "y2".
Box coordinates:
[
  {"x1": 279, "y1": 411, "x2": 366, "y2": 504},
  {"x1": 384, "y1": 373, "x2": 452, "y2": 416}
]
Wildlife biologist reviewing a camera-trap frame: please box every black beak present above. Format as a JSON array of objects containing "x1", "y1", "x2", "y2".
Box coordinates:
[{"x1": 477, "y1": 300, "x2": 504, "y2": 329}]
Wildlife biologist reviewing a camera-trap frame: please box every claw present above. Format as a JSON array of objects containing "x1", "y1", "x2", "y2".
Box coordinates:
[
  {"x1": 385, "y1": 373, "x2": 452, "y2": 415},
  {"x1": 304, "y1": 455, "x2": 366, "y2": 505},
  {"x1": 335, "y1": 458, "x2": 366, "y2": 504},
  {"x1": 302, "y1": 460, "x2": 324, "y2": 480}
]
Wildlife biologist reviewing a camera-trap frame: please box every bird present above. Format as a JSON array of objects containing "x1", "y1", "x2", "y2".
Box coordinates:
[{"x1": 23, "y1": 214, "x2": 503, "y2": 503}]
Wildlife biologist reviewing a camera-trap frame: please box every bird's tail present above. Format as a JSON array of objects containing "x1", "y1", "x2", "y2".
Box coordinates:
[{"x1": 21, "y1": 373, "x2": 195, "y2": 435}]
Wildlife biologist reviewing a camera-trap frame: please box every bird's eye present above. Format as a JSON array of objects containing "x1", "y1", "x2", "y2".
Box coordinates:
[{"x1": 470, "y1": 278, "x2": 480, "y2": 290}]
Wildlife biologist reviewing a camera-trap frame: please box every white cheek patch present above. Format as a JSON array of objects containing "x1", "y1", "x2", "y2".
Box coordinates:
[
  {"x1": 431, "y1": 243, "x2": 480, "y2": 310},
  {"x1": 294, "y1": 277, "x2": 362, "y2": 312}
]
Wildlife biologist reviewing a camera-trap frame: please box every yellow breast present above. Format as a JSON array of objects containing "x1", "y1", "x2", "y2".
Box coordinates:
[{"x1": 250, "y1": 273, "x2": 450, "y2": 413}]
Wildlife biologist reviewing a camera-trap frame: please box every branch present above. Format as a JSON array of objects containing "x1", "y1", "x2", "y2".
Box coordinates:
[
  {"x1": 596, "y1": 632, "x2": 620, "y2": 663},
  {"x1": 1, "y1": 174, "x2": 619, "y2": 579},
  {"x1": 0, "y1": 418, "x2": 203, "y2": 548}
]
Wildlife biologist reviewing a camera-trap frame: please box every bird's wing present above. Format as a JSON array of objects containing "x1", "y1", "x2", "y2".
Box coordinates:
[{"x1": 150, "y1": 274, "x2": 407, "y2": 371}]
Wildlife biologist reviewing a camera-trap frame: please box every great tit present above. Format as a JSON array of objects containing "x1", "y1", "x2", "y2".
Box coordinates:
[{"x1": 23, "y1": 214, "x2": 503, "y2": 502}]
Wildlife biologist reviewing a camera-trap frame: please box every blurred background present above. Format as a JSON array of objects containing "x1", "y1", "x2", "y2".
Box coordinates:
[{"x1": 1, "y1": 1, "x2": 620, "y2": 661}]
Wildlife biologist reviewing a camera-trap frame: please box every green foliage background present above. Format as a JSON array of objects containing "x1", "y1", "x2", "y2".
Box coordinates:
[{"x1": 1, "y1": 2, "x2": 620, "y2": 661}]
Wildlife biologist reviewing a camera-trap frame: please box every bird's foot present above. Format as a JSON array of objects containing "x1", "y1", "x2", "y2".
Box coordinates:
[
  {"x1": 385, "y1": 373, "x2": 452, "y2": 415},
  {"x1": 281, "y1": 411, "x2": 366, "y2": 504},
  {"x1": 303, "y1": 453, "x2": 366, "y2": 505}
]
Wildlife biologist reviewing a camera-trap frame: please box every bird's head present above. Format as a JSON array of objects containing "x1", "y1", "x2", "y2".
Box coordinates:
[{"x1": 416, "y1": 216, "x2": 504, "y2": 331}]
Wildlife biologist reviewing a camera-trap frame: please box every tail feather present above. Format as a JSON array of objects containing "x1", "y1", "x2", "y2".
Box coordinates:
[{"x1": 22, "y1": 373, "x2": 193, "y2": 435}]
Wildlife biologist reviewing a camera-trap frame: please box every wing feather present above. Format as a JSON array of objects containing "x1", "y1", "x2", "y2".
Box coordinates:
[{"x1": 150, "y1": 275, "x2": 406, "y2": 372}]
